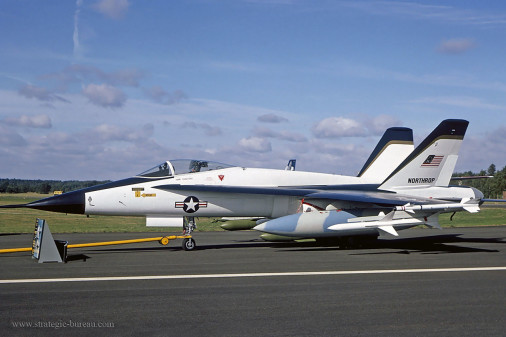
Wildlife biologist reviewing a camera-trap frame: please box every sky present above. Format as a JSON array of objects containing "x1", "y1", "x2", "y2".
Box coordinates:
[{"x1": 1, "y1": 0, "x2": 505, "y2": 181}]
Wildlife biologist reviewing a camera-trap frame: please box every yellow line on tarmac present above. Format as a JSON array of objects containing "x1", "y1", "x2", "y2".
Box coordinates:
[
  {"x1": 0, "y1": 247, "x2": 32, "y2": 253},
  {"x1": 0, "y1": 235, "x2": 191, "y2": 253},
  {"x1": 68, "y1": 237, "x2": 166, "y2": 248}
]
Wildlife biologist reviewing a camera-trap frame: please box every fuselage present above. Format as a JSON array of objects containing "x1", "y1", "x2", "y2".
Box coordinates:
[{"x1": 85, "y1": 167, "x2": 365, "y2": 218}]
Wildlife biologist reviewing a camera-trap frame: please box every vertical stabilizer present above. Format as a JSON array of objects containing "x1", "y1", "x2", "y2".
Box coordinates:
[
  {"x1": 379, "y1": 119, "x2": 469, "y2": 190},
  {"x1": 358, "y1": 127, "x2": 414, "y2": 183}
]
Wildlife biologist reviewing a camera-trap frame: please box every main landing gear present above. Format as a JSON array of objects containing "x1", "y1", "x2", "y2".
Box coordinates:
[{"x1": 182, "y1": 217, "x2": 197, "y2": 251}]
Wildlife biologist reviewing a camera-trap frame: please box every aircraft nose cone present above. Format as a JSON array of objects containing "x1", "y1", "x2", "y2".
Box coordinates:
[
  {"x1": 253, "y1": 215, "x2": 300, "y2": 235},
  {"x1": 252, "y1": 223, "x2": 266, "y2": 232},
  {"x1": 26, "y1": 190, "x2": 86, "y2": 214}
]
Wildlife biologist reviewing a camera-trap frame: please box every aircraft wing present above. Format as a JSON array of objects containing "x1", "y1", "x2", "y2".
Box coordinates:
[
  {"x1": 154, "y1": 184, "x2": 318, "y2": 196},
  {"x1": 303, "y1": 190, "x2": 445, "y2": 207},
  {"x1": 154, "y1": 184, "x2": 444, "y2": 208}
]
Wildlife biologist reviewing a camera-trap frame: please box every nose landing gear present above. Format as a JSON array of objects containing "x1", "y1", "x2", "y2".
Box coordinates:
[{"x1": 182, "y1": 217, "x2": 197, "y2": 251}]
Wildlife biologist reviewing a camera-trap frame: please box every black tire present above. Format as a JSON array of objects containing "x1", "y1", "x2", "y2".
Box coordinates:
[{"x1": 182, "y1": 238, "x2": 196, "y2": 251}]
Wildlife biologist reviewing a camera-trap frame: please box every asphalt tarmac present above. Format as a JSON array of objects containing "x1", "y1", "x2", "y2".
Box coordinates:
[{"x1": 1, "y1": 227, "x2": 505, "y2": 337}]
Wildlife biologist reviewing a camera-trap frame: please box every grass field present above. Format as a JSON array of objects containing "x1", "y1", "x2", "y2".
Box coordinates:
[
  {"x1": 0, "y1": 193, "x2": 504, "y2": 234},
  {"x1": 0, "y1": 193, "x2": 223, "y2": 234}
]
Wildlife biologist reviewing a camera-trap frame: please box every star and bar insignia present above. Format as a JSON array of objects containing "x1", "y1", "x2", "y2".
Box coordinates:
[{"x1": 175, "y1": 196, "x2": 208, "y2": 213}]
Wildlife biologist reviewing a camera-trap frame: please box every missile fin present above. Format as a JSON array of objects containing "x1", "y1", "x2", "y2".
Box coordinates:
[
  {"x1": 463, "y1": 205, "x2": 480, "y2": 213},
  {"x1": 424, "y1": 213, "x2": 442, "y2": 230},
  {"x1": 461, "y1": 197, "x2": 480, "y2": 213},
  {"x1": 382, "y1": 210, "x2": 395, "y2": 221},
  {"x1": 377, "y1": 225, "x2": 399, "y2": 237}
]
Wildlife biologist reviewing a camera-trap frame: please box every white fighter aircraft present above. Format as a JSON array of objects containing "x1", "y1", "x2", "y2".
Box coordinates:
[{"x1": 1, "y1": 119, "x2": 489, "y2": 250}]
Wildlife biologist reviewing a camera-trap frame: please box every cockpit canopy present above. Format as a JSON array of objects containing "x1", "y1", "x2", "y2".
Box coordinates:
[{"x1": 138, "y1": 159, "x2": 235, "y2": 178}]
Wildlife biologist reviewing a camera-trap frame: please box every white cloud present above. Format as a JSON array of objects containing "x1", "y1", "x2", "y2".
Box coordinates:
[
  {"x1": 312, "y1": 117, "x2": 367, "y2": 138},
  {"x1": 340, "y1": 2, "x2": 506, "y2": 26},
  {"x1": 321, "y1": 61, "x2": 506, "y2": 94},
  {"x1": 82, "y1": 83, "x2": 126, "y2": 108},
  {"x1": 366, "y1": 114, "x2": 402, "y2": 135},
  {"x1": 46, "y1": 65, "x2": 145, "y2": 88},
  {"x1": 145, "y1": 86, "x2": 187, "y2": 105},
  {"x1": 437, "y1": 38, "x2": 476, "y2": 54},
  {"x1": 457, "y1": 126, "x2": 506, "y2": 173},
  {"x1": 253, "y1": 126, "x2": 307, "y2": 142},
  {"x1": 0, "y1": 125, "x2": 27, "y2": 147},
  {"x1": 1, "y1": 87, "x2": 502, "y2": 180},
  {"x1": 182, "y1": 122, "x2": 222, "y2": 136},
  {"x1": 88, "y1": 123, "x2": 154, "y2": 143},
  {"x1": 1, "y1": 114, "x2": 52, "y2": 129},
  {"x1": 18, "y1": 84, "x2": 69, "y2": 103},
  {"x1": 257, "y1": 113, "x2": 289, "y2": 123},
  {"x1": 93, "y1": 0, "x2": 130, "y2": 20},
  {"x1": 238, "y1": 137, "x2": 272, "y2": 152},
  {"x1": 73, "y1": 0, "x2": 84, "y2": 59}
]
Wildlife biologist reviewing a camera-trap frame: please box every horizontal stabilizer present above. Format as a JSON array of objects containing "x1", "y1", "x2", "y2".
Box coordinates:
[{"x1": 451, "y1": 175, "x2": 493, "y2": 181}]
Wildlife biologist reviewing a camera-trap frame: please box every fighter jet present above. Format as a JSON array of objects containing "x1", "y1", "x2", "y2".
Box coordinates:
[
  {"x1": 1, "y1": 119, "x2": 490, "y2": 249},
  {"x1": 1, "y1": 125, "x2": 414, "y2": 248}
]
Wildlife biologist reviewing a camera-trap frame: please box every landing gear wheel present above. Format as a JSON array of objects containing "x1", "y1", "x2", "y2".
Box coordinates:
[{"x1": 182, "y1": 238, "x2": 196, "y2": 251}]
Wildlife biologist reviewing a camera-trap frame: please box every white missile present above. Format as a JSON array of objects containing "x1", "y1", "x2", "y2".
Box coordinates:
[
  {"x1": 395, "y1": 198, "x2": 480, "y2": 214},
  {"x1": 328, "y1": 211, "x2": 441, "y2": 236}
]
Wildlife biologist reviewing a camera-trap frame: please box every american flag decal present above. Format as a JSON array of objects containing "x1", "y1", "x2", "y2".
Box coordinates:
[{"x1": 421, "y1": 155, "x2": 444, "y2": 167}]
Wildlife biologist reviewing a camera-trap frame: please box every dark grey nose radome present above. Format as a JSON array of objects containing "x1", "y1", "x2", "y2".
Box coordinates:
[{"x1": 1, "y1": 190, "x2": 87, "y2": 214}]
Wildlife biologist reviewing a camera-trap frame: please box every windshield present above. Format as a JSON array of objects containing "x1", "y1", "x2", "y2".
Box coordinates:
[{"x1": 138, "y1": 159, "x2": 235, "y2": 178}]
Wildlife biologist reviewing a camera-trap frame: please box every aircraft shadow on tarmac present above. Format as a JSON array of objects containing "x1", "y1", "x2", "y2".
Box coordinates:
[
  {"x1": 80, "y1": 233, "x2": 503, "y2": 256},
  {"x1": 89, "y1": 240, "x2": 275, "y2": 254},
  {"x1": 66, "y1": 254, "x2": 90, "y2": 262},
  {"x1": 284, "y1": 234, "x2": 503, "y2": 255}
]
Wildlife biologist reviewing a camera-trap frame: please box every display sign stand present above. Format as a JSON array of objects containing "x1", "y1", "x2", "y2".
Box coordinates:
[{"x1": 32, "y1": 219, "x2": 67, "y2": 263}]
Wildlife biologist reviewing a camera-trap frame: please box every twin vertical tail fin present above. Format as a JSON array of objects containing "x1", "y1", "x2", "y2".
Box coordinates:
[
  {"x1": 379, "y1": 119, "x2": 469, "y2": 190},
  {"x1": 357, "y1": 127, "x2": 414, "y2": 183}
]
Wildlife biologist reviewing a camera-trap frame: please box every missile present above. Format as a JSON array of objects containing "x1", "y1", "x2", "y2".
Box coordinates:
[
  {"x1": 395, "y1": 199, "x2": 480, "y2": 214},
  {"x1": 328, "y1": 211, "x2": 436, "y2": 237}
]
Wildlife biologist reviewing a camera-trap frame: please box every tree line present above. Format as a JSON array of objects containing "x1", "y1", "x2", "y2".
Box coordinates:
[
  {"x1": 453, "y1": 164, "x2": 506, "y2": 199},
  {"x1": 0, "y1": 179, "x2": 111, "y2": 194}
]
